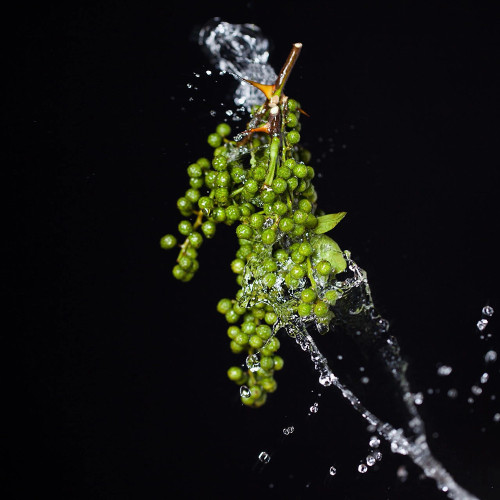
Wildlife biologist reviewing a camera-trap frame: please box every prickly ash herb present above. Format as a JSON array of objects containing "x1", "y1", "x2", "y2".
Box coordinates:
[{"x1": 161, "y1": 43, "x2": 348, "y2": 407}]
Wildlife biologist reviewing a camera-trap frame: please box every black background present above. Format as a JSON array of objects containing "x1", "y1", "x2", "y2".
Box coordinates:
[{"x1": 7, "y1": 1, "x2": 500, "y2": 499}]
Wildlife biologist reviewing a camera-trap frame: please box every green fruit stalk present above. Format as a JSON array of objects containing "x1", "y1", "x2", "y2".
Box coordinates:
[{"x1": 161, "y1": 43, "x2": 347, "y2": 407}]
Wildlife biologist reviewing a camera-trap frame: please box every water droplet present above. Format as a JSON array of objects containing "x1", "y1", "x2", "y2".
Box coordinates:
[
  {"x1": 361, "y1": 376, "x2": 370, "y2": 384},
  {"x1": 240, "y1": 385, "x2": 251, "y2": 398},
  {"x1": 467, "y1": 397, "x2": 474, "y2": 404},
  {"x1": 493, "y1": 413, "x2": 500, "y2": 422},
  {"x1": 471, "y1": 385, "x2": 482, "y2": 396},
  {"x1": 258, "y1": 451, "x2": 271, "y2": 463},
  {"x1": 366, "y1": 455, "x2": 376, "y2": 466},
  {"x1": 437, "y1": 365, "x2": 453, "y2": 376},
  {"x1": 186, "y1": 83, "x2": 192, "y2": 88},
  {"x1": 209, "y1": 110, "x2": 217, "y2": 117},
  {"x1": 369, "y1": 436, "x2": 380, "y2": 448},
  {"x1": 374, "y1": 451, "x2": 383, "y2": 461},
  {"x1": 310, "y1": 402, "x2": 319, "y2": 413},
  {"x1": 477, "y1": 319, "x2": 488, "y2": 331},
  {"x1": 283, "y1": 426, "x2": 294, "y2": 435},
  {"x1": 397, "y1": 465, "x2": 408, "y2": 481},
  {"x1": 246, "y1": 353, "x2": 260, "y2": 372},
  {"x1": 413, "y1": 392, "x2": 424, "y2": 405},
  {"x1": 319, "y1": 373, "x2": 333, "y2": 386},
  {"x1": 206, "y1": 70, "x2": 212, "y2": 76},
  {"x1": 193, "y1": 73, "x2": 200, "y2": 78},
  {"x1": 329, "y1": 466, "x2": 337, "y2": 476},
  {"x1": 337, "y1": 355, "x2": 343, "y2": 360},
  {"x1": 225, "y1": 109, "x2": 233, "y2": 116},
  {"x1": 358, "y1": 464, "x2": 368, "y2": 473},
  {"x1": 485, "y1": 350, "x2": 497, "y2": 363},
  {"x1": 482, "y1": 305, "x2": 494, "y2": 316},
  {"x1": 480, "y1": 372, "x2": 489, "y2": 384},
  {"x1": 447, "y1": 388, "x2": 458, "y2": 399}
]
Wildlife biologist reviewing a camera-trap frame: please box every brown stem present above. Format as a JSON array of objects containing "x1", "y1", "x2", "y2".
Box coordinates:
[{"x1": 274, "y1": 43, "x2": 302, "y2": 96}]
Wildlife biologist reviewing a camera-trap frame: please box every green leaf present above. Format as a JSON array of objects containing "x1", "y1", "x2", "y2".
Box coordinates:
[{"x1": 313, "y1": 212, "x2": 346, "y2": 234}]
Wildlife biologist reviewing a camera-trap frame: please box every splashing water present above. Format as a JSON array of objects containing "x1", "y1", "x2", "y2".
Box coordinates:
[
  {"x1": 198, "y1": 19, "x2": 277, "y2": 109},
  {"x1": 197, "y1": 20, "x2": 492, "y2": 500}
]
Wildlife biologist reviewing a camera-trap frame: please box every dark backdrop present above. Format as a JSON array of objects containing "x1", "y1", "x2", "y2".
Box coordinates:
[{"x1": 7, "y1": 2, "x2": 500, "y2": 499}]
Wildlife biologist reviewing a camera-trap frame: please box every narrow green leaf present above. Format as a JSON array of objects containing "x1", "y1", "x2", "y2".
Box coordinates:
[{"x1": 313, "y1": 212, "x2": 346, "y2": 234}]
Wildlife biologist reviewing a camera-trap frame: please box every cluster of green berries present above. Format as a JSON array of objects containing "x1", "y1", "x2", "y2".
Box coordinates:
[{"x1": 161, "y1": 44, "x2": 347, "y2": 407}]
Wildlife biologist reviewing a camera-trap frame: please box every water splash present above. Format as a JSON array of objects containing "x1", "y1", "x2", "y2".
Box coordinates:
[{"x1": 198, "y1": 18, "x2": 277, "y2": 109}]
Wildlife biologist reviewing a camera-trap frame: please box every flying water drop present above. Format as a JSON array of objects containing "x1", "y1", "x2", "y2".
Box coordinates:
[{"x1": 258, "y1": 451, "x2": 271, "y2": 464}]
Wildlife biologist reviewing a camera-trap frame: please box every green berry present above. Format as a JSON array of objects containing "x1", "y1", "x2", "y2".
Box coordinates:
[
  {"x1": 201, "y1": 221, "x2": 216, "y2": 239},
  {"x1": 190, "y1": 177, "x2": 204, "y2": 189},
  {"x1": 261, "y1": 228, "x2": 277, "y2": 245},
  {"x1": 225, "y1": 205, "x2": 241, "y2": 221},
  {"x1": 198, "y1": 196, "x2": 214, "y2": 211},
  {"x1": 298, "y1": 199, "x2": 312, "y2": 213},
  {"x1": 264, "y1": 311, "x2": 278, "y2": 325},
  {"x1": 177, "y1": 197, "x2": 192, "y2": 213},
  {"x1": 230, "y1": 340, "x2": 245, "y2": 353},
  {"x1": 217, "y1": 298, "x2": 232, "y2": 314},
  {"x1": 233, "y1": 303, "x2": 247, "y2": 315},
  {"x1": 187, "y1": 163, "x2": 203, "y2": 178},
  {"x1": 215, "y1": 187, "x2": 229, "y2": 205},
  {"x1": 314, "y1": 301, "x2": 329, "y2": 317},
  {"x1": 216, "y1": 123, "x2": 231, "y2": 137},
  {"x1": 273, "y1": 201, "x2": 288, "y2": 216},
  {"x1": 298, "y1": 242, "x2": 313, "y2": 256},
  {"x1": 288, "y1": 99, "x2": 299, "y2": 112},
  {"x1": 324, "y1": 289, "x2": 338, "y2": 304},
  {"x1": 225, "y1": 309, "x2": 241, "y2": 324},
  {"x1": 245, "y1": 178, "x2": 259, "y2": 194},
  {"x1": 196, "y1": 157, "x2": 210, "y2": 169},
  {"x1": 227, "y1": 366, "x2": 243, "y2": 381},
  {"x1": 293, "y1": 210, "x2": 308, "y2": 225},
  {"x1": 293, "y1": 163, "x2": 308, "y2": 179},
  {"x1": 262, "y1": 258, "x2": 277, "y2": 272},
  {"x1": 287, "y1": 177, "x2": 299, "y2": 191},
  {"x1": 213, "y1": 207, "x2": 227, "y2": 222},
  {"x1": 273, "y1": 355, "x2": 284, "y2": 370},
  {"x1": 236, "y1": 224, "x2": 253, "y2": 240},
  {"x1": 160, "y1": 234, "x2": 177, "y2": 250},
  {"x1": 252, "y1": 166, "x2": 267, "y2": 181},
  {"x1": 256, "y1": 324, "x2": 272, "y2": 340},
  {"x1": 263, "y1": 272, "x2": 277, "y2": 288},
  {"x1": 278, "y1": 217, "x2": 294, "y2": 233},
  {"x1": 301, "y1": 288, "x2": 317, "y2": 303},
  {"x1": 241, "y1": 322, "x2": 256, "y2": 335},
  {"x1": 234, "y1": 332, "x2": 249, "y2": 346},
  {"x1": 188, "y1": 232, "x2": 203, "y2": 248},
  {"x1": 261, "y1": 377, "x2": 277, "y2": 393},
  {"x1": 249, "y1": 213, "x2": 264, "y2": 229},
  {"x1": 287, "y1": 130, "x2": 300, "y2": 145},
  {"x1": 216, "y1": 171, "x2": 231, "y2": 187},
  {"x1": 260, "y1": 356, "x2": 274, "y2": 371},
  {"x1": 227, "y1": 326, "x2": 240, "y2": 339},
  {"x1": 290, "y1": 265, "x2": 305, "y2": 280},
  {"x1": 292, "y1": 224, "x2": 305, "y2": 237},
  {"x1": 272, "y1": 177, "x2": 288, "y2": 194},
  {"x1": 291, "y1": 250, "x2": 305, "y2": 264},
  {"x1": 249, "y1": 335, "x2": 264, "y2": 349},
  {"x1": 305, "y1": 214, "x2": 318, "y2": 229},
  {"x1": 212, "y1": 155, "x2": 227, "y2": 171},
  {"x1": 316, "y1": 260, "x2": 333, "y2": 276},
  {"x1": 172, "y1": 265, "x2": 186, "y2": 280},
  {"x1": 231, "y1": 258, "x2": 245, "y2": 274},
  {"x1": 178, "y1": 255, "x2": 193, "y2": 271},
  {"x1": 274, "y1": 249, "x2": 288, "y2": 262},
  {"x1": 178, "y1": 220, "x2": 193, "y2": 236},
  {"x1": 261, "y1": 190, "x2": 276, "y2": 204},
  {"x1": 185, "y1": 189, "x2": 200, "y2": 203},
  {"x1": 298, "y1": 302, "x2": 312, "y2": 317},
  {"x1": 286, "y1": 112, "x2": 298, "y2": 128},
  {"x1": 207, "y1": 132, "x2": 222, "y2": 148},
  {"x1": 277, "y1": 165, "x2": 292, "y2": 180}
]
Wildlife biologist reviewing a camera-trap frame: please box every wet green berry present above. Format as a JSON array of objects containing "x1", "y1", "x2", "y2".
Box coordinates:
[
  {"x1": 207, "y1": 132, "x2": 222, "y2": 148},
  {"x1": 216, "y1": 123, "x2": 231, "y2": 137},
  {"x1": 160, "y1": 234, "x2": 177, "y2": 250}
]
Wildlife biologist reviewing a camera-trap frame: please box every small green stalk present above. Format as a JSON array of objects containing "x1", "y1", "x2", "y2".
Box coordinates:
[{"x1": 264, "y1": 135, "x2": 281, "y2": 186}]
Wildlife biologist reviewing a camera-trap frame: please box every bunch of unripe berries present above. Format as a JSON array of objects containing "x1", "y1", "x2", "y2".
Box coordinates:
[{"x1": 161, "y1": 43, "x2": 346, "y2": 407}]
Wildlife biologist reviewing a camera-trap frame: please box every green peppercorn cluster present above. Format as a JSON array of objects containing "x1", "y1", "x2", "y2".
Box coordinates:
[{"x1": 161, "y1": 43, "x2": 347, "y2": 407}]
